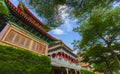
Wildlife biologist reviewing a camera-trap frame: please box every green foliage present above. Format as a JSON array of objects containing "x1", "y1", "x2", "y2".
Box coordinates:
[
  {"x1": 0, "y1": 1, "x2": 9, "y2": 15},
  {"x1": 29, "y1": 0, "x2": 119, "y2": 28},
  {"x1": 81, "y1": 44, "x2": 108, "y2": 63},
  {"x1": 29, "y1": 0, "x2": 65, "y2": 28},
  {"x1": 0, "y1": 45, "x2": 51, "y2": 74},
  {"x1": 74, "y1": 7, "x2": 120, "y2": 49},
  {"x1": 81, "y1": 69, "x2": 95, "y2": 74},
  {"x1": 73, "y1": 6, "x2": 120, "y2": 68},
  {"x1": 81, "y1": 44, "x2": 120, "y2": 73},
  {"x1": 93, "y1": 63, "x2": 106, "y2": 72}
]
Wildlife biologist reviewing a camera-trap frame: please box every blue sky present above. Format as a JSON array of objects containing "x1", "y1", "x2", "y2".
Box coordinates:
[
  {"x1": 11, "y1": 0, "x2": 81, "y2": 51},
  {"x1": 49, "y1": 19, "x2": 81, "y2": 49},
  {"x1": 48, "y1": 5, "x2": 81, "y2": 50}
]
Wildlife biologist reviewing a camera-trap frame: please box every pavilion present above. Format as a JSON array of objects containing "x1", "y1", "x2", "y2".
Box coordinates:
[{"x1": 48, "y1": 41, "x2": 81, "y2": 74}]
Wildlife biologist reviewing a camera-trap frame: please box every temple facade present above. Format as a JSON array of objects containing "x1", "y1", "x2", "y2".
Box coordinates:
[
  {"x1": 48, "y1": 41, "x2": 81, "y2": 74},
  {"x1": 0, "y1": 0, "x2": 81, "y2": 74},
  {"x1": 0, "y1": 0, "x2": 58, "y2": 55}
]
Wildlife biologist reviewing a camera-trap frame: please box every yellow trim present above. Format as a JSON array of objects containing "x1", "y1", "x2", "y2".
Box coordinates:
[
  {"x1": 45, "y1": 45, "x2": 48, "y2": 55},
  {"x1": 1, "y1": 39, "x2": 46, "y2": 55},
  {"x1": 1, "y1": 26, "x2": 11, "y2": 42},
  {"x1": 1, "y1": 26, "x2": 48, "y2": 55},
  {"x1": 11, "y1": 27, "x2": 47, "y2": 46},
  {"x1": 4, "y1": 26, "x2": 47, "y2": 46},
  {"x1": 49, "y1": 44, "x2": 61, "y2": 50},
  {"x1": 29, "y1": 40, "x2": 33, "y2": 50},
  {"x1": 11, "y1": 24, "x2": 48, "y2": 45},
  {"x1": 0, "y1": 41, "x2": 44, "y2": 56}
]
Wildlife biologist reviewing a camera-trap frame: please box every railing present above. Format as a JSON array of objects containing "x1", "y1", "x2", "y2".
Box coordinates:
[{"x1": 51, "y1": 58, "x2": 81, "y2": 70}]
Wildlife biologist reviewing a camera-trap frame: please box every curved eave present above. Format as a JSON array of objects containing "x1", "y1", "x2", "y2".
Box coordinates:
[
  {"x1": 49, "y1": 41, "x2": 73, "y2": 51},
  {"x1": 48, "y1": 41, "x2": 78, "y2": 58},
  {"x1": 6, "y1": 0, "x2": 58, "y2": 41},
  {"x1": 61, "y1": 41, "x2": 73, "y2": 51},
  {"x1": 23, "y1": 5, "x2": 51, "y2": 31},
  {"x1": 62, "y1": 46, "x2": 78, "y2": 58},
  {"x1": 24, "y1": 6, "x2": 44, "y2": 26}
]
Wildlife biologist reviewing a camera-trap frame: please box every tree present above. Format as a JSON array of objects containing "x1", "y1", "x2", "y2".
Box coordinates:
[
  {"x1": 28, "y1": 0, "x2": 119, "y2": 28},
  {"x1": 74, "y1": 6, "x2": 120, "y2": 68},
  {"x1": 81, "y1": 69, "x2": 95, "y2": 74},
  {"x1": 81, "y1": 44, "x2": 119, "y2": 74},
  {"x1": 0, "y1": 1, "x2": 9, "y2": 15}
]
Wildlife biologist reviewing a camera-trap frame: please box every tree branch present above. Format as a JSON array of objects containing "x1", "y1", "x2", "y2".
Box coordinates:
[
  {"x1": 96, "y1": 32, "x2": 108, "y2": 44},
  {"x1": 109, "y1": 28, "x2": 120, "y2": 44}
]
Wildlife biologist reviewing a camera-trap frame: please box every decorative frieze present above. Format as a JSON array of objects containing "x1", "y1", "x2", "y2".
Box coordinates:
[{"x1": 1, "y1": 25, "x2": 47, "y2": 55}]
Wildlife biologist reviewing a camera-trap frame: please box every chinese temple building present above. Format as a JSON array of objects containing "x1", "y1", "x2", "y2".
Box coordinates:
[
  {"x1": 0, "y1": 0, "x2": 58, "y2": 55},
  {"x1": 0, "y1": 0, "x2": 81, "y2": 74},
  {"x1": 48, "y1": 41, "x2": 81, "y2": 74}
]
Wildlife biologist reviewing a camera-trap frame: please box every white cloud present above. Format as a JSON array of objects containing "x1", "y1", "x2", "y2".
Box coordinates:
[
  {"x1": 57, "y1": 5, "x2": 73, "y2": 32},
  {"x1": 51, "y1": 5, "x2": 78, "y2": 35},
  {"x1": 63, "y1": 20, "x2": 73, "y2": 31},
  {"x1": 52, "y1": 28, "x2": 64, "y2": 35},
  {"x1": 113, "y1": 1, "x2": 120, "y2": 7}
]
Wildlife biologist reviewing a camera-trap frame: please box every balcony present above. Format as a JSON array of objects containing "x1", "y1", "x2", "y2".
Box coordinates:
[{"x1": 51, "y1": 57, "x2": 81, "y2": 70}]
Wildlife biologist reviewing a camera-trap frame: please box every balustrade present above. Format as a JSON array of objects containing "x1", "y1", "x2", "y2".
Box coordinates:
[{"x1": 51, "y1": 57, "x2": 80, "y2": 70}]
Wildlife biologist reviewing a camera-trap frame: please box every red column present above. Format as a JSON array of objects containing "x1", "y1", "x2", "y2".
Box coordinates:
[
  {"x1": 60, "y1": 51, "x2": 63, "y2": 58},
  {"x1": 55, "y1": 52, "x2": 58, "y2": 58}
]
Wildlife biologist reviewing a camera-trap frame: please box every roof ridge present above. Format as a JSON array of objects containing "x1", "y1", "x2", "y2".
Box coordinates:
[
  {"x1": 17, "y1": 1, "x2": 51, "y2": 31},
  {"x1": 6, "y1": 0, "x2": 59, "y2": 41}
]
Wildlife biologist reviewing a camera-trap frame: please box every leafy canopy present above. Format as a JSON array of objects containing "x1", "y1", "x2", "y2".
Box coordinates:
[
  {"x1": 0, "y1": 1, "x2": 9, "y2": 15},
  {"x1": 74, "y1": 6, "x2": 120, "y2": 49},
  {"x1": 81, "y1": 69, "x2": 95, "y2": 74},
  {"x1": 74, "y1": 6, "x2": 120, "y2": 71},
  {"x1": 81, "y1": 44, "x2": 119, "y2": 73},
  {"x1": 29, "y1": 0, "x2": 120, "y2": 28}
]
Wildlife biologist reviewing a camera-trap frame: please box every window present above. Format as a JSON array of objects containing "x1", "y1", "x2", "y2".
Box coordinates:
[
  {"x1": 4, "y1": 30, "x2": 31, "y2": 49},
  {"x1": 36, "y1": 44, "x2": 40, "y2": 52},
  {"x1": 42, "y1": 46, "x2": 46, "y2": 54},
  {"x1": 4, "y1": 29, "x2": 46, "y2": 54},
  {"x1": 19, "y1": 36, "x2": 25, "y2": 46},
  {"x1": 31, "y1": 41, "x2": 46, "y2": 54},
  {"x1": 5, "y1": 30, "x2": 15, "y2": 42},
  {"x1": 14, "y1": 34, "x2": 20, "y2": 43},
  {"x1": 25, "y1": 38, "x2": 30, "y2": 48},
  {"x1": 31, "y1": 41, "x2": 36, "y2": 51},
  {"x1": 39, "y1": 45, "x2": 42, "y2": 54}
]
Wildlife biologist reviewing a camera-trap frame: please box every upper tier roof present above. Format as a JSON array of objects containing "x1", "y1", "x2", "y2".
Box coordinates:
[
  {"x1": 48, "y1": 40, "x2": 77, "y2": 58},
  {"x1": 49, "y1": 40, "x2": 72, "y2": 51},
  {"x1": 17, "y1": 2, "x2": 51, "y2": 32},
  {"x1": 5, "y1": 0, "x2": 59, "y2": 42}
]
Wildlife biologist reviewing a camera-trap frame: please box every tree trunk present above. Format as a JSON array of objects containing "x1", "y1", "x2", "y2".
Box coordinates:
[
  {"x1": 101, "y1": 55, "x2": 113, "y2": 74},
  {"x1": 104, "y1": 58, "x2": 113, "y2": 74},
  {"x1": 104, "y1": 69, "x2": 108, "y2": 74},
  {"x1": 108, "y1": 45, "x2": 120, "y2": 69}
]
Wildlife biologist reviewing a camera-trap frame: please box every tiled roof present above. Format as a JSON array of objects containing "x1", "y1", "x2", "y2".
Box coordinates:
[{"x1": 6, "y1": 0, "x2": 58, "y2": 41}]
